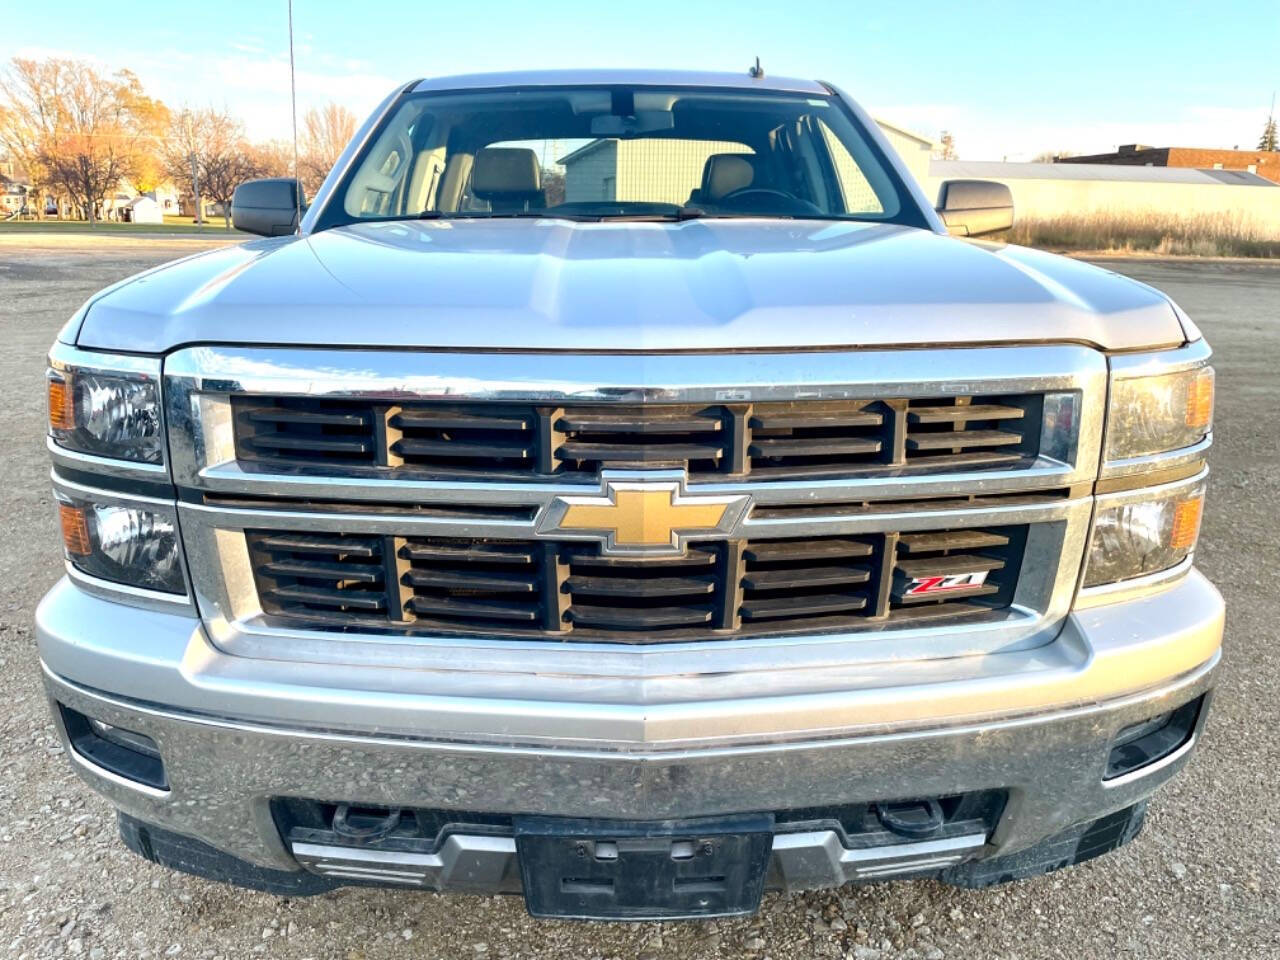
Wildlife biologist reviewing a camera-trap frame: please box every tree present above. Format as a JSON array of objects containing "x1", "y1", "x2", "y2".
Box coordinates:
[
  {"x1": 0, "y1": 57, "x2": 161, "y2": 224},
  {"x1": 164, "y1": 107, "x2": 262, "y2": 229},
  {"x1": 300, "y1": 102, "x2": 357, "y2": 194},
  {"x1": 248, "y1": 139, "x2": 295, "y2": 179},
  {"x1": 1260, "y1": 115, "x2": 1278, "y2": 152},
  {"x1": 936, "y1": 131, "x2": 957, "y2": 161}
]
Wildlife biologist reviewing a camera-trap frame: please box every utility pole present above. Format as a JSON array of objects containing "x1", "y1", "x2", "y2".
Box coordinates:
[{"x1": 190, "y1": 152, "x2": 202, "y2": 225}]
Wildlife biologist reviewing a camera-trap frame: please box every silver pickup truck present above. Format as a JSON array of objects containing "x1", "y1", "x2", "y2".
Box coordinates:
[{"x1": 39, "y1": 70, "x2": 1221, "y2": 921}]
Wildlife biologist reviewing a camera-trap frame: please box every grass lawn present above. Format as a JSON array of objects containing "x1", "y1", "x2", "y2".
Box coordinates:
[{"x1": 0, "y1": 216, "x2": 245, "y2": 235}]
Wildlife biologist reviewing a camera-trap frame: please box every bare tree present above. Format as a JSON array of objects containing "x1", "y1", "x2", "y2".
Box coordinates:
[
  {"x1": 248, "y1": 139, "x2": 295, "y2": 179},
  {"x1": 164, "y1": 107, "x2": 262, "y2": 229},
  {"x1": 202, "y1": 148, "x2": 264, "y2": 229},
  {"x1": 300, "y1": 102, "x2": 357, "y2": 193}
]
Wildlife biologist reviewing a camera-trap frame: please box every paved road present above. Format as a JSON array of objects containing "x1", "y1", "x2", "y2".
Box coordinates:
[{"x1": 1, "y1": 242, "x2": 1277, "y2": 959}]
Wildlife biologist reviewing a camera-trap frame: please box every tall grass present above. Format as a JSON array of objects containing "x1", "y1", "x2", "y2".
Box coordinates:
[{"x1": 1003, "y1": 211, "x2": 1280, "y2": 258}]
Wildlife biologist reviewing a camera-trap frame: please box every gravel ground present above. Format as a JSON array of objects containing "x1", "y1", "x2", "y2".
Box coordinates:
[{"x1": 1, "y1": 239, "x2": 1277, "y2": 959}]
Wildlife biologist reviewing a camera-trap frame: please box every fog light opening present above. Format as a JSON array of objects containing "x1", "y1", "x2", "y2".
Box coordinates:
[
  {"x1": 1105, "y1": 695, "x2": 1204, "y2": 780},
  {"x1": 59, "y1": 704, "x2": 167, "y2": 790}
]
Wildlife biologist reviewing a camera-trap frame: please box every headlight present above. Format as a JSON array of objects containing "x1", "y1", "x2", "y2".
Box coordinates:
[
  {"x1": 57, "y1": 496, "x2": 184, "y2": 593},
  {"x1": 48, "y1": 364, "x2": 163, "y2": 464},
  {"x1": 1084, "y1": 479, "x2": 1205, "y2": 587},
  {"x1": 1105, "y1": 364, "x2": 1213, "y2": 461}
]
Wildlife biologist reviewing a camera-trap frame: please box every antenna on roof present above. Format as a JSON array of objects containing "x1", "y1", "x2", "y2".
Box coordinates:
[
  {"x1": 749, "y1": 56, "x2": 764, "y2": 79},
  {"x1": 287, "y1": 0, "x2": 301, "y2": 234}
]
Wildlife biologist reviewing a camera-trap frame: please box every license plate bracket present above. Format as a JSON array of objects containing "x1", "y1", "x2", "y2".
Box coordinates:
[{"x1": 514, "y1": 813, "x2": 774, "y2": 920}]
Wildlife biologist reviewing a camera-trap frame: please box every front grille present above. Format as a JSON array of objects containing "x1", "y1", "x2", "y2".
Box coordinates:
[
  {"x1": 232, "y1": 394, "x2": 1044, "y2": 482},
  {"x1": 248, "y1": 524, "x2": 1027, "y2": 642}
]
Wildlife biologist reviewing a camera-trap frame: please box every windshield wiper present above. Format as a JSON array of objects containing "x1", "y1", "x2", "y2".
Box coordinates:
[
  {"x1": 595, "y1": 207, "x2": 794, "y2": 222},
  {"x1": 413, "y1": 211, "x2": 601, "y2": 222}
]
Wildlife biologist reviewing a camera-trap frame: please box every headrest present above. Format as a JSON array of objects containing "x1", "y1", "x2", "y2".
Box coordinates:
[
  {"x1": 472, "y1": 148, "x2": 541, "y2": 197},
  {"x1": 701, "y1": 154, "x2": 755, "y2": 202}
]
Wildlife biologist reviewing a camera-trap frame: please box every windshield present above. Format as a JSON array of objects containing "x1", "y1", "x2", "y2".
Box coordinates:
[{"x1": 320, "y1": 86, "x2": 912, "y2": 226}]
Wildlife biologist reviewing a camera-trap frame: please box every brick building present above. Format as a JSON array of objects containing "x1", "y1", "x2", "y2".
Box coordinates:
[{"x1": 1058, "y1": 144, "x2": 1280, "y2": 184}]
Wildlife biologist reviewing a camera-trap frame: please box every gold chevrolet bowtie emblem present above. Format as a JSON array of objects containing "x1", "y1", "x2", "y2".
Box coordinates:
[{"x1": 539, "y1": 471, "x2": 752, "y2": 557}]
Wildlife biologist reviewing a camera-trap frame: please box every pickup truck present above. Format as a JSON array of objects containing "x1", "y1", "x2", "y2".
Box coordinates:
[{"x1": 38, "y1": 69, "x2": 1221, "y2": 921}]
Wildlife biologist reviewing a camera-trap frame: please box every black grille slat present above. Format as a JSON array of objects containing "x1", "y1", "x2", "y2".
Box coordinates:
[
  {"x1": 247, "y1": 409, "x2": 372, "y2": 428},
  {"x1": 565, "y1": 575, "x2": 716, "y2": 598},
  {"x1": 249, "y1": 525, "x2": 1027, "y2": 641},
  {"x1": 907, "y1": 404, "x2": 1025, "y2": 424},
  {"x1": 264, "y1": 584, "x2": 387, "y2": 612},
  {"x1": 566, "y1": 605, "x2": 715, "y2": 629},
  {"x1": 255, "y1": 534, "x2": 380, "y2": 557},
  {"x1": 743, "y1": 539, "x2": 874, "y2": 563},
  {"x1": 392, "y1": 410, "x2": 531, "y2": 431},
  {"x1": 406, "y1": 595, "x2": 542, "y2": 622},
  {"x1": 233, "y1": 395, "x2": 1042, "y2": 481},
  {"x1": 748, "y1": 437, "x2": 881, "y2": 458},
  {"x1": 556, "y1": 441, "x2": 726, "y2": 463},
  {"x1": 898, "y1": 531, "x2": 1010, "y2": 554},
  {"x1": 402, "y1": 568, "x2": 539, "y2": 593},
  {"x1": 895, "y1": 554, "x2": 1007, "y2": 578},
  {"x1": 741, "y1": 566, "x2": 872, "y2": 591},
  {"x1": 260, "y1": 560, "x2": 384, "y2": 583},
  {"x1": 400, "y1": 542, "x2": 534, "y2": 564},
  {"x1": 905, "y1": 429, "x2": 1024, "y2": 452},
  {"x1": 248, "y1": 432, "x2": 375, "y2": 455},
  {"x1": 741, "y1": 593, "x2": 868, "y2": 620},
  {"x1": 392, "y1": 438, "x2": 534, "y2": 460},
  {"x1": 557, "y1": 413, "x2": 721, "y2": 434},
  {"x1": 566, "y1": 548, "x2": 718, "y2": 570}
]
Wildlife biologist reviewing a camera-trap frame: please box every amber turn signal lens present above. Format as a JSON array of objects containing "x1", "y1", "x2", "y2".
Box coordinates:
[
  {"x1": 59, "y1": 503, "x2": 91, "y2": 556},
  {"x1": 48, "y1": 375, "x2": 75, "y2": 431},
  {"x1": 1184, "y1": 368, "x2": 1214, "y2": 430},
  {"x1": 1170, "y1": 496, "x2": 1204, "y2": 551}
]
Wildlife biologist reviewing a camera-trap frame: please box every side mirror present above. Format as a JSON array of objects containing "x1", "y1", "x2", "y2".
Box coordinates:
[
  {"x1": 936, "y1": 180, "x2": 1013, "y2": 237},
  {"x1": 232, "y1": 178, "x2": 306, "y2": 237}
]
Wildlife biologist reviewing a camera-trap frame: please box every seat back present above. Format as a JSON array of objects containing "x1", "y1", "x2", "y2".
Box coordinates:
[{"x1": 472, "y1": 148, "x2": 543, "y2": 212}]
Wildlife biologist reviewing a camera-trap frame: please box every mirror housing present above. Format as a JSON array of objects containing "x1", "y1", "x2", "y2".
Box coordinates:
[
  {"x1": 936, "y1": 180, "x2": 1013, "y2": 237},
  {"x1": 232, "y1": 178, "x2": 306, "y2": 237}
]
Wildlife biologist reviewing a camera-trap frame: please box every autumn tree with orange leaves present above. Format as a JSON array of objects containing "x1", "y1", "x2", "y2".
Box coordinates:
[{"x1": 0, "y1": 58, "x2": 166, "y2": 223}]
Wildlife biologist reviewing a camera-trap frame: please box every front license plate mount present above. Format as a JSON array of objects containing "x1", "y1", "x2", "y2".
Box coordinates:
[{"x1": 514, "y1": 813, "x2": 775, "y2": 920}]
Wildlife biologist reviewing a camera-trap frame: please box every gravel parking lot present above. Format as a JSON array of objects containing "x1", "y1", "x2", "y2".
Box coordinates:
[{"x1": 1, "y1": 238, "x2": 1277, "y2": 960}]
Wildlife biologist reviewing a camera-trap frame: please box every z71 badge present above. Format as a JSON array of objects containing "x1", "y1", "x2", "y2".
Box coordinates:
[{"x1": 904, "y1": 570, "x2": 990, "y2": 596}]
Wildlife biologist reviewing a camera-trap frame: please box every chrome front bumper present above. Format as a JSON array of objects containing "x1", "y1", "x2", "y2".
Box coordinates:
[{"x1": 37, "y1": 570, "x2": 1222, "y2": 890}]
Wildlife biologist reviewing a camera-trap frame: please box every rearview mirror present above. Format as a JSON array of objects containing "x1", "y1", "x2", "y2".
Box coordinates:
[
  {"x1": 232, "y1": 178, "x2": 306, "y2": 237},
  {"x1": 589, "y1": 111, "x2": 676, "y2": 136},
  {"x1": 936, "y1": 180, "x2": 1013, "y2": 237}
]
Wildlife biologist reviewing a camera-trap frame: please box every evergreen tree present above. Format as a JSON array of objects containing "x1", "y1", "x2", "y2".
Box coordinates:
[{"x1": 1259, "y1": 115, "x2": 1278, "y2": 152}]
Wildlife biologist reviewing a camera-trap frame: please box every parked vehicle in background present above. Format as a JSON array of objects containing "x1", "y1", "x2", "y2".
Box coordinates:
[{"x1": 38, "y1": 69, "x2": 1220, "y2": 921}]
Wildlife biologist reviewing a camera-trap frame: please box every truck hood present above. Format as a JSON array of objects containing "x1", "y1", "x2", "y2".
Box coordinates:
[{"x1": 73, "y1": 219, "x2": 1186, "y2": 353}]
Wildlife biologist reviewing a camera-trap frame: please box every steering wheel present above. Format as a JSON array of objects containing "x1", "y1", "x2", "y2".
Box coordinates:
[{"x1": 718, "y1": 187, "x2": 796, "y2": 205}]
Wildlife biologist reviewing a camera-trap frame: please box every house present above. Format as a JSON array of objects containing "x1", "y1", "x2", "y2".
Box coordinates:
[
  {"x1": 124, "y1": 195, "x2": 164, "y2": 224},
  {"x1": 1057, "y1": 144, "x2": 1280, "y2": 185}
]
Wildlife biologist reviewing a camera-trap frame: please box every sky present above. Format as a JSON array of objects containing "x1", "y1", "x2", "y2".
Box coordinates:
[{"x1": 4, "y1": 0, "x2": 1278, "y2": 161}]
